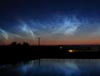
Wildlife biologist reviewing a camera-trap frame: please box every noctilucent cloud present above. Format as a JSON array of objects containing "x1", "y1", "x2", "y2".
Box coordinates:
[{"x1": 0, "y1": 0, "x2": 100, "y2": 45}]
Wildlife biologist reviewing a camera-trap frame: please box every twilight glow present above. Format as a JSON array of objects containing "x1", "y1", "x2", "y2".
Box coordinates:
[{"x1": 0, "y1": 0, "x2": 100, "y2": 45}]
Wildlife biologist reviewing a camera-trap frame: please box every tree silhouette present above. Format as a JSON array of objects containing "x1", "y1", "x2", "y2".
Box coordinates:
[
  {"x1": 23, "y1": 42, "x2": 29, "y2": 47},
  {"x1": 10, "y1": 42, "x2": 17, "y2": 46}
]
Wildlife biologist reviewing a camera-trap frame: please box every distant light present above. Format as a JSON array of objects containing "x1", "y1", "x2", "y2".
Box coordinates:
[
  {"x1": 68, "y1": 49, "x2": 75, "y2": 53},
  {"x1": 59, "y1": 46, "x2": 63, "y2": 49}
]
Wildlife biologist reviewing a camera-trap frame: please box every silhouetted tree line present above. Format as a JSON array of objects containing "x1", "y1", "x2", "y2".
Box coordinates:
[
  {"x1": 0, "y1": 42, "x2": 100, "y2": 64},
  {"x1": 10, "y1": 42, "x2": 29, "y2": 47}
]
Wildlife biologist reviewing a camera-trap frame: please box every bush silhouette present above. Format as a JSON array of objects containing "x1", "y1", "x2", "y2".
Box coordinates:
[
  {"x1": 23, "y1": 42, "x2": 29, "y2": 47},
  {"x1": 10, "y1": 42, "x2": 17, "y2": 46}
]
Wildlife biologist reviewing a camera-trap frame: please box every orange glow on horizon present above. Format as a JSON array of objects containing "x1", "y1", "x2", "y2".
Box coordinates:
[{"x1": 2, "y1": 39, "x2": 100, "y2": 45}]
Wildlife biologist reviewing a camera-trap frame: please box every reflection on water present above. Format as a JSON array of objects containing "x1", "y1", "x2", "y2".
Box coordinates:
[{"x1": 0, "y1": 59, "x2": 100, "y2": 76}]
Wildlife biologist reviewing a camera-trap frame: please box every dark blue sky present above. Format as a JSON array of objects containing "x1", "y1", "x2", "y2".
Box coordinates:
[
  {"x1": 0, "y1": 0, "x2": 100, "y2": 45},
  {"x1": 0, "y1": 0, "x2": 100, "y2": 24}
]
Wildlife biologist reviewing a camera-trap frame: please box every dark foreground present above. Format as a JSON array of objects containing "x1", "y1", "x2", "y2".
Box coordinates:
[
  {"x1": 0, "y1": 45, "x2": 100, "y2": 76},
  {"x1": 0, "y1": 44, "x2": 100, "y2": 64}
]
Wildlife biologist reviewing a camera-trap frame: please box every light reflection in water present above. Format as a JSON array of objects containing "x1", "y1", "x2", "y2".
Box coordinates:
[{"x1": 0, "y1": 59, "x2": 100, "y2": 76}]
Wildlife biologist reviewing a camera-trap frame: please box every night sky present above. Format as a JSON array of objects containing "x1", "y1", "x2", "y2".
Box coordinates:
[{"x1": 0, "y1": 0, "x2": 100, "y2": 45}]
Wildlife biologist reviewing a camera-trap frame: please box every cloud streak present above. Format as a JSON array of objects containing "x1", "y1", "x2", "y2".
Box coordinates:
[
  {"x1": 51, "y1": 16, "x2": 81, "y2": 36},
  {"x1": 18, "y1": 20, "x2": 37, "y2": 40},
  {"x1": 1, "y1": 15, "x2": 100, "y2": 45},
  {"x1": 0, "y1": 28, "x2": 9, "y2": 40}
]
